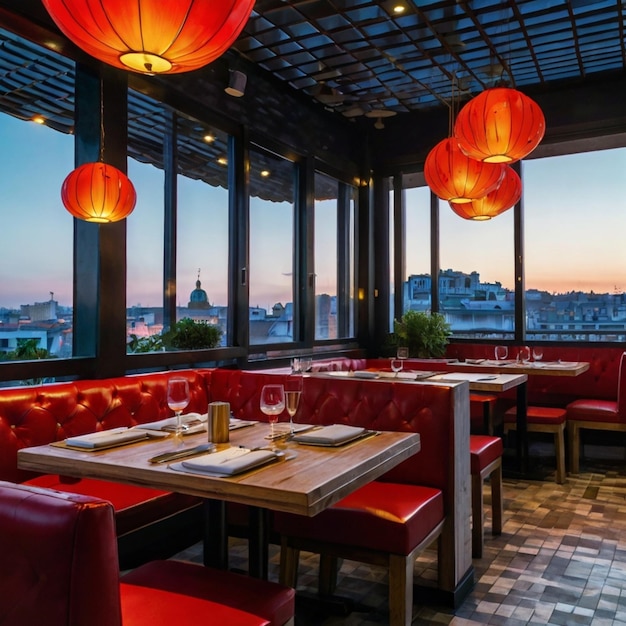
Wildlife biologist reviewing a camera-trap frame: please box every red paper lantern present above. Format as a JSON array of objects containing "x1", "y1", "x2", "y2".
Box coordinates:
[
  {"x1": 41, "y1": 0, "x2": 255, "y2": 74},
  {"x1": 454, "y1": 87, "x2": 545, "y2": 163},
  {"x1": 61, "y1": 162, "x2": 136, "y2": 223},
  {"x1": 449, "y1": 166, "x2": 522, "y2": 221},
  {"x1": 424, "y1": 137, "x2": 505, "y2": 204}
]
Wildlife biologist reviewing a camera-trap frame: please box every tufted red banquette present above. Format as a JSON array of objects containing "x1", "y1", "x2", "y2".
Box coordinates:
[{"x1": 0, "y1": 370, "x2": 211, "y2": 556}]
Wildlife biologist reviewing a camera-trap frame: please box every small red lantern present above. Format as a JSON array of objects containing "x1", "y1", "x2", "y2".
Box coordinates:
[
  {"x1": 61, "y1": 162, "x2": 136, "y2": 223},
  {"x1": 449, "y1": 166, "x2": 522, "y2": 221},
  {"x1": 424, "y1": 137, "x2": 505, "y2": 204},
  {"x1": 41, "y1": 0, "x2": 255, "y2": 74},
  {"x1": 454, "y1": 87, "x2": 545, "y2": 163}
]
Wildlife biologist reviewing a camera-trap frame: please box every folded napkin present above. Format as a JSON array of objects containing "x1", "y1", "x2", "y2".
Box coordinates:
[
  {"x1": 65, "y1": 427, "x2": 148, "y2": 449},
  {"x1": 292, "y1": 424, "x2": 367, "y2": 446},
  {"x1": 180, "y1": 447, "x2": 278, "y2": 476},
  {"x1": 136, "y1": 412, "x2": 206, "y2": 431},
  {"x1": 229, "y1": 418, "x2": 258, "y2": 430},
  {"x1": 351, "y1": 371, "x2": 379, "y2": 379},
  {"x1": 377, "y1": 371, "x2": 419, "y2": 380}
]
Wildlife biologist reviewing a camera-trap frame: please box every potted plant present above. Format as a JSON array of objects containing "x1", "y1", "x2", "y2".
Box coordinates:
[
  {"x1": 392, "y1": 310, "x2": 451, "y2": 358},
  {"x1": 161, "y1": 317, "x2": 223, "y2": 350}
]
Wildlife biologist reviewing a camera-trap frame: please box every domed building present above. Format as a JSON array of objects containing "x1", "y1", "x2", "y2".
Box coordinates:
[{"x1": 188, "y1": 272, "x2": 210, "y2": 310}]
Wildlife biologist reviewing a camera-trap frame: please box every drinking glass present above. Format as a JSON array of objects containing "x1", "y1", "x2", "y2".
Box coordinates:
[
  {"x1": 532, "y1": 347, "x2": 544, "y2": 363},
  {"x1": 167, "y1": 377, "x2": 190, "y2": 446},
  {"x1": 300, "y1": 357, "x2": 313, "y2": 373},
  {"x1": 284, "y1": 375, "x2": 303, "y2": 434},
  {"x1": 494, "y1": 345, "x2": 508, "y2": 361},
  {"x1": 390, "y1": 358, "x2": 403, "y2": 376},
  {"x1": 397, "y1": 347, "x2": 409, "y2": 360},
  {"x1": 260, "y1": 384, "x2": 285, "y2": 445},
  {"x1": 518, "y1": 346, "x2": 531, "y2": 364}
]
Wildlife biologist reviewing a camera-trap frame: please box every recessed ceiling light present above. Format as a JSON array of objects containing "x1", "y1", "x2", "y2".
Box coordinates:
[
  {"x1": 217, "y1": 157, "x2": 227, "y2": 166},
  {"x1": 260, "y1": 170, "x2": 270, "y2": 177},
  {"x1": 203, "y1": 133, "x2": 215, "y2": 143}
]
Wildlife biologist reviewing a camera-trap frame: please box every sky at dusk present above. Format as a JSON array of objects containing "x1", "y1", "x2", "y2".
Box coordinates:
[{"x1": 1, "y1": 112, "x2": 625, "y2": 311}]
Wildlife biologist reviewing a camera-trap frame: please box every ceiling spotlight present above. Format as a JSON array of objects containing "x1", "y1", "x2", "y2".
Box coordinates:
[{"x1": 225, "y1": 70, "x2": 247, "y2": 97}]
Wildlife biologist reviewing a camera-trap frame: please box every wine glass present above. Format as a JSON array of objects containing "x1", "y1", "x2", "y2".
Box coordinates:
[
  {"x1": 167, "y1": 377, "x2": 190, "y2": 446},
  {"x1": 284, "y1": 375, "x2": 303, "y2": 434},
  {"x1": 518, "y1": 345, "x2": 531, "y2": 364},
  {"x1": 532, "y1": 346, "x2": 544, "y2": 364},
  {"x1": 260, "y1": 384, "x2": 285, "y2": 445},
  {"x1": 390, "y1": 358, "x2": 403, "y2": 376},
  {"x1": 494, "y1": 345, "x2": 508, "y2": 361}
]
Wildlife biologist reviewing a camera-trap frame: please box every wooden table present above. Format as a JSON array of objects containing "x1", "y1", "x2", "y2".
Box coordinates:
[
  {"x1": 18, "y1": 423, "x2": 420, "y2": 579},
  {"x1": 432, "y1": 360, "x2": 589, "y2": 475}
]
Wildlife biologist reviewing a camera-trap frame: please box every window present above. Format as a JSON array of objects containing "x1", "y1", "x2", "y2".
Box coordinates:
[
  {"x1": 176, "y1": 122, "x2": 229, "y2": 346},
  {"x1": 403, "y1": 183, "x2": 431, "y2": 318},
  {"x1": 0, "y1": 39, "x2": 74, "y2": 361},
  {"x1": 126, "y1": 93, "x2": 166, "y2": 351},
  {"x1": 439, "y1": 198, "x2": 515, "y2": 339},
  {"x1": 314, "y1": 172, "x2": 356, "y2": 340},
  {"x1": 523, "y1": 148, "x2": 626, "y2": 341},
  {"x1": 249, "y1": 147, "x2": 296, "y2": 345}
]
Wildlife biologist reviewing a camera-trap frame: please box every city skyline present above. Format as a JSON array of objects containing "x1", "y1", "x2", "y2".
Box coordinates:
[{"x1": 2, "y1": 114, "x2": 625, "y2": 310}]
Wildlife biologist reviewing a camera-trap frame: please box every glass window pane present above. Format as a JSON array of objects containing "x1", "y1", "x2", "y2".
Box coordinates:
[
  {"x1": 176, "y1": 123, "x2": 229, "y2": 347},
  {"x1": 524, "y1": 148, "x2": 626, "y2": 341},
  {"x1": 0, "y1": 111, "x2": 73, "y2": 361},
  {"x1": 439, "y1": 199, "x2": 515, "y2": 339},
  {"x1": 403, "y1": 184, "x2": 431, "y2": 317},
  {"x1": 249, "y1": 148, "x2": 295, "y2": 345},
  {"x1": 315, "y1": 172, "x2": 338, "y2": 340}
]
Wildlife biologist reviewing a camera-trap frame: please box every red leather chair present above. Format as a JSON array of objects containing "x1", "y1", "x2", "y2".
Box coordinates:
[
  {"x1": 274, "y1": 481, "x2": 445, "y2": 626},
  {"x1": 469, "y1": 435, "x2": 503, "y2": 558},
  {"x1": 0, "y1": 480, "x2": 294, "y2": 626},
  {"x1": 504, "y1": 406, "x2": 567, "y2": 484},
  {"x1": 566, "y1": 351, "x2": 626, "y2": 474}
]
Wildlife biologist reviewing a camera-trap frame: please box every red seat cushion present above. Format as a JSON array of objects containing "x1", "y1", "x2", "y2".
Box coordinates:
[
  {"x1": 469, "y1": 435, "x2": 503, "y2": 474},
  {"x1": 24, "y1": 475, "x2": 198, "y2": 536},
  {"x1": 121, "y1": 560, "x2": 294, "y2": 626},
  {"x1": 120, "y1": 582, "x2": 269, "y2": 626},
  {"x1": 566, "y1": 399, "x2": 620, "y2": 423},
  {"x1": 274, "y1": 481, "x2": 444, "y2": 556},
  {"x1": 504, "y1": 406, "x2": 566, "y2": 425}
]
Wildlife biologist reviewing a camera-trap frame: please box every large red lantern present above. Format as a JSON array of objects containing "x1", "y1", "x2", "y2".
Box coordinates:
[
  {"x1": 424, "y1": 137, "x2": 505, "y2": 204},
  {"x1": 41, "y1": 0, "x2": 255, "y2": 75},
  {"x1": 449, "y1": 165, "x2": 522, "y2": 221},
  {"x1": 61, "y1": 162, "x2": 136, "y2": 223},
  {"x1": 454, "y1": 87, "x2": 545, "y2": 163}
]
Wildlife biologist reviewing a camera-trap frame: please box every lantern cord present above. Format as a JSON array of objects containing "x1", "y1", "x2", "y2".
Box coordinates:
[{"x1": 99, "y1": 78, "x2": 105, "y2": 163}]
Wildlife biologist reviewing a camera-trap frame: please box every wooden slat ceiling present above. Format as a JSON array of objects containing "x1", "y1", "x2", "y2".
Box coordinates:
[{"x1": 0, "y1": 1, "x2": 625, "y2": 199}]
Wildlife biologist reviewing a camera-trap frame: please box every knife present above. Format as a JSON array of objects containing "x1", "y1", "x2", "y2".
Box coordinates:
[{"x1": 148, "y1": 443, "x2": 214, "y2": 464}]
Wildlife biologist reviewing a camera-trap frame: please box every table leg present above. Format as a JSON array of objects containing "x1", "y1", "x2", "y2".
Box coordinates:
[
  {"x1": 248, "y1": 505, "x2": 269, "y2": 579},
  {"x1": 516, "y1": 382, "x2": 528, "y2": 474},
  {"x1": 203, "y1": 499, "x2": 228, "y2": 569}
]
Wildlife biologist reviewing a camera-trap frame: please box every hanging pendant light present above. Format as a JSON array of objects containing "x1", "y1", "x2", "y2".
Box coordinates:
[
  {"x1": 61, "y1": 162, "x2": 136, "y2": 223},
  {"x1": 449, "y1": 165, "x2": 521, "y2": 221},
  {"x1": 454, "y1": 86, "x2": 545, "y2": 163},
  {"x1": 41, "y1": 0, "x2": 255, "y2": 75},
  {"x1": 424, "y1": 137, "x2": 505, "y2": 204}
]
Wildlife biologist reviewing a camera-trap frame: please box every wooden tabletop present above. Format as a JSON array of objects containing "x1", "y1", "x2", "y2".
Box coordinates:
[
  {"x1": 424, "y1": 371, "x2": 528, "y2": 392},
  {"x1": 18, "y1": 424, "x2": 420, "y2": 518},
  {"x1": 442, "y1": 360, "x2": 589, "y2": 377}
]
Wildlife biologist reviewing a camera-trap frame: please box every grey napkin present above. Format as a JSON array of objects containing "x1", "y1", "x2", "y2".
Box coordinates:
[
  {"x1": 181, "y1": 447, "x2": 278, "y2": 476},
  {"x1": 293, "y1": 424, "x2": 366, "y2": 446},
  {"x1": 65, "y1": 427, "x2": 148, "y2": 449}
]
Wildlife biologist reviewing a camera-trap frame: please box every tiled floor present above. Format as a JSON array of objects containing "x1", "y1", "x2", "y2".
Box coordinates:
[{"x1": 174, "y1": 449, "x2": 626, "y2": 625}]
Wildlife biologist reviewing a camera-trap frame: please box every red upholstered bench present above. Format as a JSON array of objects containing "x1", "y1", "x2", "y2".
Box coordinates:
[
  {"x1": 469, "y1": 435, "x2": 503, "y2": 559},
  {"x1": 504, "y1": 406, "x2": 566, "y2": 484}
]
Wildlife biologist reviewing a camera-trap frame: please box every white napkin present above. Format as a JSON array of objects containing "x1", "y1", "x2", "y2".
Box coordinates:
[
  {"x1": 136, "y1": 412, "x2": 206, "y2": 431},
  {"x1": 292, "y1": 424, "x2": 367, "y2": 446},
  {"x1": 351, "y1": 371, "x2": 379, "y2": 379},
  {"x1": 377, "y1": 371, "x2": 419, "y2": 380},
  {"x1": 65, "y1": 427, "x2": 148, "y2": 449},
  {"x1": 180, "y1": 447, "x2": 278, "y2": 476}
]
